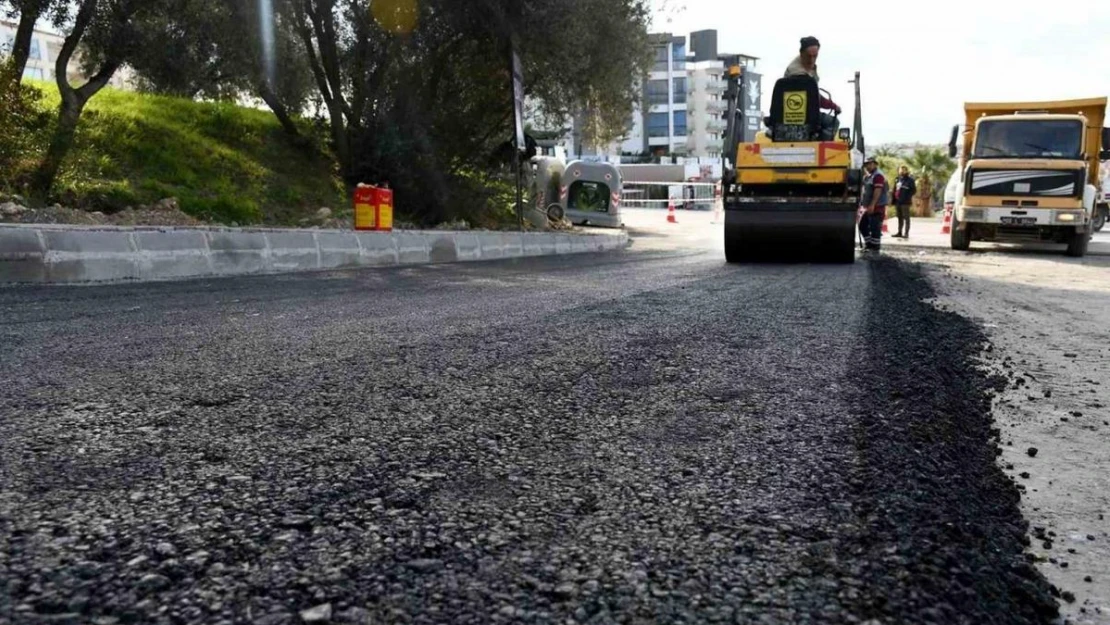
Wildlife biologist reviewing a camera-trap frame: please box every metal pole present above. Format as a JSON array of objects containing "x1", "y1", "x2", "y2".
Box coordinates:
[{"x1": 514, "y1": 146, "x2": 523, "y2": 230}]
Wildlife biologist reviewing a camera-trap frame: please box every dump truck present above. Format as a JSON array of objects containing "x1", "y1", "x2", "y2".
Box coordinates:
[
  {"x1": 947, "y1": 98, "x2": 1110, "y2": 256},
  {"x1": 720, "y1": 64, "x2": 865, "y2": 263}
]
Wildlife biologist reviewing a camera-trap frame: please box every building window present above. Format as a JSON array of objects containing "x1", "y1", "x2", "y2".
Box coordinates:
[
  {"x1": 646, "y1": 79, "x2": 669, "y2": 106},
  {"x1": 653, "y1": 46, "x2": 668, "y2": 72},
  {"x1": 672, "y1": 77, "x2": 686, "y2": 104},
  {"x1": 672, "y1": 43, "x2": 686, "y2": 70},
  {"x1": 29, "y1": 37, "x2": 41, "y2": 60},
  {"x1": 647, "y1": 112, "x2": 669, "y2": 138},
  {"x1": 673, "y1": 111, "x2": 687, "y2": 137}
]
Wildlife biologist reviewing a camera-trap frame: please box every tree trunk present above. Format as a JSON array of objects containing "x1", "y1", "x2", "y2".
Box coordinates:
[
  {"x1": 292, "y1": 0, "x2": 352, "y2": 180},
  {"x1": 914, "y1": 176, "x2": 933, "y2": 218},
  {"x1": 257, "y1": 82, "x2": 301, "y2": 138},
  {"x1": 31, "y1": 96, "x2": 85, "y2": 196},
  {"x1": 327, "y1": 104, "x2": 350, "y2": 181},
  {"x1": 10, "y1": 9, "x2": 42, "y2": 79},
  {"x1": 29, "y1": 0, "x2": 121, "y2": 197}
]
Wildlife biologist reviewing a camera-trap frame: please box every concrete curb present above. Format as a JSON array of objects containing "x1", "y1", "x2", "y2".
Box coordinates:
[{"x1": 0, "y1": 224, "x2": 629, "y2": 285}]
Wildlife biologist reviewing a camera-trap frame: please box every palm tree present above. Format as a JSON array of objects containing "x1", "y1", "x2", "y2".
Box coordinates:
[{"x1": 906, "y1": 147, "x2": 956, "y2": 217}]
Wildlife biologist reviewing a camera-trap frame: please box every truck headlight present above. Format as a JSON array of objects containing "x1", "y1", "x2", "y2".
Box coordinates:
[{"x1": 1056, "y1": 212, "x2": 1082, "y2": 223}]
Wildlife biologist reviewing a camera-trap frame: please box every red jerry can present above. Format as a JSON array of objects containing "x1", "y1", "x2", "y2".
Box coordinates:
[
  {"x1": 376, "y1": 187, "x2": 393, "y2": 232},
  {"x1": 353, "y1": 184, "x2": 394, "y2": 232},
  {"x1": 354, "y1": 184, "x2": 378, "y2": 231}
]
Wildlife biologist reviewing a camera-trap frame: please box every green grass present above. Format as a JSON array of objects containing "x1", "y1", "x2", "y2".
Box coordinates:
[{"x1": 19, "y1": 82, "x2": 346, "y2": 225}]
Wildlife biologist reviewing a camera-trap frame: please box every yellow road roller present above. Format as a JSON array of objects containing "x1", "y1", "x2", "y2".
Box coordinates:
[{"x1": 721, "y1": 66, "x2": 864, "y2": 263}]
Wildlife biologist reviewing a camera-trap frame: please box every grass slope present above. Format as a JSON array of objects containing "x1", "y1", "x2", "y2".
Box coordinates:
[{"x1": 26, "y1": 82, "x2": 346, "y2": 225}]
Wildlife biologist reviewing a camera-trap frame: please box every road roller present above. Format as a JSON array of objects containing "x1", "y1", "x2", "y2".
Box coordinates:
[{"x1": 721, "y1": 65, "x2": 865, "y2": 263}]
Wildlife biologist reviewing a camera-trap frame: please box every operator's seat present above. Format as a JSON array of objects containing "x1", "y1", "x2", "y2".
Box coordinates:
[{"x1": 762, "y1": 75, "x2": 821, "y2": 143}]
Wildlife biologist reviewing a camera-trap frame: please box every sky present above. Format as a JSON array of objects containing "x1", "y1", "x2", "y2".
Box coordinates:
[{"x1": 651, "y1": 0, "x2": 1110, "y2": 145}]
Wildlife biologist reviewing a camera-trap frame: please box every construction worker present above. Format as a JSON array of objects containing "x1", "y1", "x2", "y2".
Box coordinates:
[
  {"x1": 892, "y1": 165, "x2": 916, "y2": 238},
  {"x1": 785, "y1": 36, "x2": 841, "y2": 140},
  {"x1": 859, "y1": 156, "x2": 889, "y2": 251}
]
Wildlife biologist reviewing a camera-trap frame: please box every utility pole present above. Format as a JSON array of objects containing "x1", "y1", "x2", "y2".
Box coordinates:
[{"x1": 848, "y1": 72, "x2": 863, "y2": 155}]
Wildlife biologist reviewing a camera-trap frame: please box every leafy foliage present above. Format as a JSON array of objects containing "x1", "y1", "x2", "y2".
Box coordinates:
[
  {"x1": 272, "y1": 0, "x2": 653, "y2": 224},
  {"x1": 906, "y1": 147, "x2": 957, "y2": 214},
  {"x1": 0, "y1": 60, "x2": 50, "y2": 190},
  {"x1": 874, "y1": 146, "x2": 956, "y2": 216}
]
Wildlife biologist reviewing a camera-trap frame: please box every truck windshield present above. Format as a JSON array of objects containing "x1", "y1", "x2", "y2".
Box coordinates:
[{"x1": 973, "y1": 119, "x2": 1084, "y2": 159}]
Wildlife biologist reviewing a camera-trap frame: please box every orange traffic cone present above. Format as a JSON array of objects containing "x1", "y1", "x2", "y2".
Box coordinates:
[
  {"x1": 940, "y1": 204, "x2": 953, "y2": 235},
  {"x1": 667, "y1": 201, "x2": 677, "y2": 224}
]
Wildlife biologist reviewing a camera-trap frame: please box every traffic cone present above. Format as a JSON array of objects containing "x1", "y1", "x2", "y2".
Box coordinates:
[
  {"x1": 667, "y1": 201, "x2": 677, "y2": 224},
  {"x1": 940, "y1": 204, "x2": 953, "y2": 235}
]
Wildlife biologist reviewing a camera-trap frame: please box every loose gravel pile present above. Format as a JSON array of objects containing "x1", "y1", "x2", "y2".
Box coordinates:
[{"x1": 0, "y1": 252, "x2": 1057, "y2": 624}]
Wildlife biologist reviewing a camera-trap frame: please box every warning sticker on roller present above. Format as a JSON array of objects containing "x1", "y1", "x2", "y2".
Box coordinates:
[{"x1": 783, "y1": 91, "x2": 807, "y2": 124}]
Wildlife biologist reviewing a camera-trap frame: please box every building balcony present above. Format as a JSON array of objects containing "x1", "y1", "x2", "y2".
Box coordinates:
[
  {"x1": 707, "y1": 119, "x2": 727, "y2": 132},
  {"x1": 705, "y1": 99, "x2": 726, "y2": 113},
  {"x1": 703, "y1": 80, "x2": 727, "y2": 94}
]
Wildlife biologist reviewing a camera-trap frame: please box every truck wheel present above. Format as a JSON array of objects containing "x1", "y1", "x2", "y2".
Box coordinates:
[
  {"x1": 1093, "y1": 208, "x2": 1107, "y2": 233},
  {"x1": 950, "y1": 215, "x2": 971, "y2": 251},
  {"x1": 1066, "y1": 229, "x2": 1090, "y2": 257}
]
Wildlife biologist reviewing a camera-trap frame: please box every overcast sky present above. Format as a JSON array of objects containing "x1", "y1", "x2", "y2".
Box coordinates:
[{"x1": 652, "y1": 0, "x2": 1110, "y2": 145}]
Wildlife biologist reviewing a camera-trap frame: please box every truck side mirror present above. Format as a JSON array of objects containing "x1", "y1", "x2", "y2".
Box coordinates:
[
  {"x1": 948, "y1": 125, "x2": 959, "y2": 159},
  {"x1": 1101, "y1": 149, "x2": 1110, "y2": 161},
  {"x1": 838, "y1": 128, "x2": 851, "y2": 142}
]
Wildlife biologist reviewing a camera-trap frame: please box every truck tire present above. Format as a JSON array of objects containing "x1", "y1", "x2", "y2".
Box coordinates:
[
  {"x1": 950, "y1": 216, "x2": 971, "y2": 251},
  {"x1": 1066, "y1": 229, "x2": 1090, "y2": 257},
  {"x1": 1093, "y1": 207, "x2": 1107, "y2": 233}
]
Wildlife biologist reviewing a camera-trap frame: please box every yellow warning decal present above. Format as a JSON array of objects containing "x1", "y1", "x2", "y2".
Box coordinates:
[{"x1": 783, "y1": 91, "x2": 807, "y2": 124}]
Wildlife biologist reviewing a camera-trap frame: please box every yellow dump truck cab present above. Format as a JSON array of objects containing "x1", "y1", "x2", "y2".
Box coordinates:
[
  {"x1": 948, "y1": 98, "x2": 1110, "y2": 257},
  {"x1": 720, "y1": 69, "x2": 864, "y2": 263}
]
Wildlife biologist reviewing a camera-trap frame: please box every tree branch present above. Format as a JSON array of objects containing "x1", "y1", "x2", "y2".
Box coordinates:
[
  {"x1": 54, "y1": 0, "x2": 97, "y2": 105},
  {"x1": 308, "y1": 0, "x2": 354, "y2": 124},
  {"x1": 292, "y1": 0, "x2": 335, "y2": 109}
]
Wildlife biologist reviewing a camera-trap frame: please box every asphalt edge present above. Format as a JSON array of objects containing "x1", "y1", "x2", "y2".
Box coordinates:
[
  {"x1": 0, "y1": 224, "x2": 630, "y2": 285},
  {"x1": 841, "y1": 255, "x2": 1060, "y2": 623}
]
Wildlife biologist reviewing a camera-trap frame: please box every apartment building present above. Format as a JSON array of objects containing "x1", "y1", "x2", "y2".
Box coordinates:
[
  {"x1": 630, "y1": 33, "x2": 689, "y2": 156},
  {"x1": 0, "y1": 19, "x2": 133, "y2": 89}
]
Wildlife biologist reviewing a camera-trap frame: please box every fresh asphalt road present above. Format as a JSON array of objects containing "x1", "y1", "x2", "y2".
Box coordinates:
[{"x1": 0, "y1": 220, "x2": 1060, "y2": 624}]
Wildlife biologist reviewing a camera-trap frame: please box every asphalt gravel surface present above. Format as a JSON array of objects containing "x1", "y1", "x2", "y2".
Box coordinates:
[{"x1": 0, "y1": 248, "x2": 1060, "y2": 624}]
